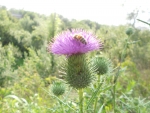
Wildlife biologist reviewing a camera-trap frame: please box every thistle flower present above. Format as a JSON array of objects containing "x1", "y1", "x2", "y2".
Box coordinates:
[
  {"x1": 47, "y1": 29, "x2": 102, "y2": 56},
  {"x1": 48, "y1": 29, "x2": 103, "y2": 89}
]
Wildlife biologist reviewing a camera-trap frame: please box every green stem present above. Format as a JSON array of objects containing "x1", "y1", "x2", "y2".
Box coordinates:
[
  {"x1": 94, "y1": 75, "x2": 100, "y2": 113},
  {"x1": 137, "y1": 19, "x2": 150, "y2": 26},
  {"x1": 51, "y1": 54, "x2": 55, "y2": 73},
  {"x1": 59, "y1": 101, "x2": 65, "y2": 113},
  {"x1": 113, "y1": 38, "x2": 129, "y2": 113},
  {"x1": 113, "y1": 82, "x2": 116, "y2": 113},
  {"x1": 79, "y1": 89, "x2": 84, "y2": 113}
]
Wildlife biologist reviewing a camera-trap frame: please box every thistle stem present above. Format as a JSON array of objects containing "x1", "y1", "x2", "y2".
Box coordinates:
[
  {"x1": 113, "y1": 38, "x2": 129, "y2": 113},
  {"x1": 93, "y1": 75, "x2": 100, "y2": 113},
  {"x1": 113, "y1": 82, "x2": 116, "y2": 113},
  {"x1": 79, "y1": 89, "x2": 84, "y2": 113},
  {"x1": 59, "y1": 101, "x2": 65, "y2": 113}
]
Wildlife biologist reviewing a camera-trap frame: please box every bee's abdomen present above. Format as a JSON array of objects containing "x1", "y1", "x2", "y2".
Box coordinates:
[{"x1": 80, "y1": 38, "x2": 87, "y2": 45}]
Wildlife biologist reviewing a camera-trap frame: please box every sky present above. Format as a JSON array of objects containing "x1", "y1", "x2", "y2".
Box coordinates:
[{"x1": 1, "y1": 0, "x2": 150, "y2": 27}]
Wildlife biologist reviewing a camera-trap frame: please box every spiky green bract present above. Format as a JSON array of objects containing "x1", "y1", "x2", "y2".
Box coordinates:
[
  {"x1": 91, "y1": 56, "x2": 110, "y2": 75},
  {"x1": 52, "y1": 82, "x2": 65, "y2": 96},
  {"x1": 126, "y1": 27, "x2": 134, "y2": 36},
  {"x1": 66, "y1": 54, "x2": 93, "y2": 89}
]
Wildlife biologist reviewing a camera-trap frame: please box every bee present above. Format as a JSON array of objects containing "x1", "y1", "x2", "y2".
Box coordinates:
[{"x1": 73, "y1": 34, "x2": 87, "y2": 45}]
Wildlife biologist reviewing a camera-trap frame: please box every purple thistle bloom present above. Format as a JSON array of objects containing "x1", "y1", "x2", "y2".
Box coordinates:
[{"x1": 47, "y1": 29, "x2": 102, "y2": 56}]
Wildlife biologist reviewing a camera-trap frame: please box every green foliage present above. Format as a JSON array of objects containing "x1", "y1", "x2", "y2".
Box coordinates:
[
  {"x1": 0, "y1": 9, "x2": 9, "y2": 21},
  {"x1": 48, "y1": 13, "x2": 62, "y2": 40},
  {"x1": 17, "y1": 48, "x2": 52, "y2": 78},
  {"x1": 130, "y1": 29, "x2": 150, "y2": 69},
  {"x1": 0, "y1": 15, "x2": 30, "y2": 57},
  {"x1": 121, "y1": 58, "x2": 140, "y2": 76},
  {"x1": 19, "y1": 15, "x2": 39, "y2": 33},
  {"x1": 48, "y1": 13, "x2": 63, "y2": 74},
  {"x1": 70, "y1": 20, "x2": 90, "y2": 30},
  {"x1": 0, "y1": 88, "x2": 11, "y2": 100},
  {"x1": 0, "y1": 43, "x2": 19, "y2": 87},
  {"x1": 31, "y1": 19, "x2": 48, "y2": 50},
  {"x1": 1, "y1": 75, "x2": 56, "y2": 113}
]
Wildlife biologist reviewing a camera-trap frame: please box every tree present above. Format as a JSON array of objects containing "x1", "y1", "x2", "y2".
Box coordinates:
[{"x1": 127, "y1": 9, "x2": 139, "y2": 27}]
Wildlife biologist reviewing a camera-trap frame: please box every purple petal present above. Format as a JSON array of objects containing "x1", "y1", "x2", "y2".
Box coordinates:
[{"x1": 47, "y1": 29, "x2": 103, "y2": 56}]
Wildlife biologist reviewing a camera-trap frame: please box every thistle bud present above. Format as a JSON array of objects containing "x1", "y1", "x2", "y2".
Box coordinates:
[
  {"x1": 66, "y1": 54, "x2": 93, "y2": 89},
  {"x1": 91, "y1": 56, "x2": 110, "y2": 75},
  {"x1": 52, "y1": 82, "x2": 65, "y2": 96},
  {"x1": 126, "y1": 27, "x2": 134, "y2": 36}
]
